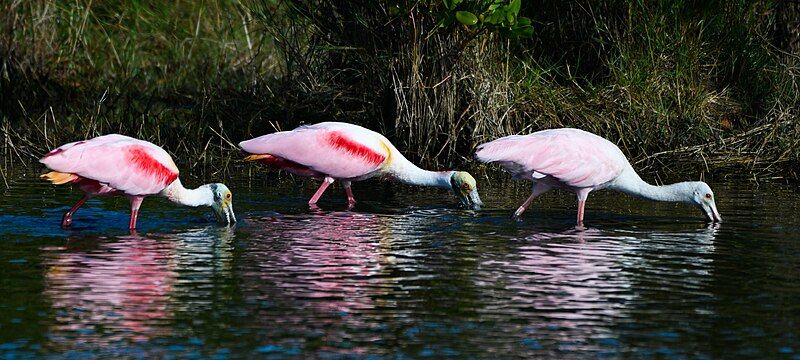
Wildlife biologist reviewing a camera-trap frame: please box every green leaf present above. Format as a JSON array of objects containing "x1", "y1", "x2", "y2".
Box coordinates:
[
  {"x1": 506, "y1": 11, "x2": 515, "y2": 24},
  {"x1": 508, "y1": 0, "x2": 521, "y2": 15},
  {"x1": 484, "y1": 11, "x2": 503, "y2": 25},
  {"x1": 456, "y1": 11, "x2": 478, "y2": 26}
]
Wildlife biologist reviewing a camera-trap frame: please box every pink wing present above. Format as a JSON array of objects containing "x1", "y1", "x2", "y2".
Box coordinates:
[
  {"x1": 239, "y1": 122, "x2": 389, "y2": 179},
  {"x1": 40, "y1": 134, "x2": 180, "y2": 195},
  {"x1": 475, "y1": 128, "x2": 629, "y2": 188}
]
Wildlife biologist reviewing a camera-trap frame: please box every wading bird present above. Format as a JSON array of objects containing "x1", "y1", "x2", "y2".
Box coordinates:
[
  {"x1": 240, "y1": 122, "x2": 482, "y2": 209},
  {"x1": 475, "y1": 128, "x2": 722, "y2": 226},
  {"x1": 40, "y1": 134, "x2": 236, "y2": 229}
]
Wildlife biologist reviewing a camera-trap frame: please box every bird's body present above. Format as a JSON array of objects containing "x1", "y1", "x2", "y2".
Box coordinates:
[
  {"x1": 476, "y1": 128, "x2": 722, "y2": 225},
  {"x1": 240, "y1": 122, "x2": 482, "y2": 208},
  {"x1": 41, "y1": 134, "x2": 235, "y2": 229}
]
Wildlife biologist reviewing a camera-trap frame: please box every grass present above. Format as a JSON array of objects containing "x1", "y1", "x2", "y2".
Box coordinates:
[
  {"x1": 2, "y1": 0, "x2": 799, "y2": 185},
  {"x1": 248, "y1": 0, "x2": 800, "y2": 179},
  {"x1": 1, "y1": 0, "x2": 280, "y2": 178}
]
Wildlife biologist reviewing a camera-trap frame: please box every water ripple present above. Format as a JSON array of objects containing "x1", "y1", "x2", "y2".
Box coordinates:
[{"x1": 1, "y1": 178, "x2": 799, "y2": 357}]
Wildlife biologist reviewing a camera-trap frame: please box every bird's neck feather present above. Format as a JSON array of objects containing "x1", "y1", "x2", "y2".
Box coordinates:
[
  {"x1": 389, "y1": 156, "x2": 453, "y2": 189},
  {"x1": 161, "y1": 179, "x2": 213, "y2": 207},
  {"x1": 611, "y1": 168, "x2": 694, "y2": 203}
]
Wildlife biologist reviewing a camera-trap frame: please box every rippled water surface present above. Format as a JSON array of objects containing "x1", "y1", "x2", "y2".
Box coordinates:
[{"x1": 1, "y1": 174, "x2": 799, "y2": 358}]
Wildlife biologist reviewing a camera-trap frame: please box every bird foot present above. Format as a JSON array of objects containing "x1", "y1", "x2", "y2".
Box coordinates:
[
  {"x1": 61, "y1": 214, "x2": 73, "y2": 228},
  {"x1": 346, "y1": 200, "x2": 356, "y2": 210},
  {"x1": 574, "y1": 224, "x2": 586, "y2": 231}
]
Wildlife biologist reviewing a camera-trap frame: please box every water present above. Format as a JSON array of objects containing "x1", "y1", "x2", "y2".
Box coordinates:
[{"x1": 1, "y1": 174, "x2": 799, "y2": 358}]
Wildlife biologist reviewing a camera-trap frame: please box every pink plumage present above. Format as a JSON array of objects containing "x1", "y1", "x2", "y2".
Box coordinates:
[
  {"x1": 476, "y1": 128, "x2": 626, "y2": 188},
  {"x1": 240, "y1": 122, "x2": 483, "y2": 209},
  {"x1": 240, "y1": 122, "x2": 392, "y2": 206},
  {"x1": 41, "y1": 134, "x2": 179, "y2": 195},
  {"x1": 40, "y1": 134, "x2": 180, "y2": 229},
  {"x1": 476, "y1": 128, "x2": 723, "y2": 225},
  {"x1": 240, "y1": 122, "x2": 389, "y2": 180},
  {"x1": 476, "y1": 128, "x2": 628, "y2": 226},
  {"x1": 40, "y1": 134, "x2": 237, "y2": 230}
]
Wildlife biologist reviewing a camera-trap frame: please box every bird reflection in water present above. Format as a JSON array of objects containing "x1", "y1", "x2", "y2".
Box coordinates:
[
  {"x1": 481, "y1": 223, "x2": 719, "y2": 351},
  {"x1": 42, "y1": 227, "x2": 235, "y2": 350},
  {"x1": 238, "y1": 211, "x2": 397, "y2": 355},
  {"x1": 243, "y1": 212, "x2": 394, "y2": 314}
]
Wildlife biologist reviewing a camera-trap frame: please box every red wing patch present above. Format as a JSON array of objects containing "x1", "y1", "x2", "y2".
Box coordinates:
[
  {"x1": 325, "y1": 132, "x2": 386, "y2": 166},
  {"x1": 126, "y1": 146, "x2": 179, "y2": 186}
]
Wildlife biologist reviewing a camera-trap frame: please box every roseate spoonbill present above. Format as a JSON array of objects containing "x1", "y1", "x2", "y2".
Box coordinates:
[
  {"x1": 40, "y1": 134, "x2": 236, "y2": 229},
  {"x1": 239, "y1": 122, "x2": 482, "y2": 209},
  {"x1": 475, "y1": 128, "x2": 722, "y2": 226}
]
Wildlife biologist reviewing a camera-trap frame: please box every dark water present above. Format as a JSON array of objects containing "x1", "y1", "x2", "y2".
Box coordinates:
[{"x1": 1, "y1": 173, "x2": 799, "y2": 358}]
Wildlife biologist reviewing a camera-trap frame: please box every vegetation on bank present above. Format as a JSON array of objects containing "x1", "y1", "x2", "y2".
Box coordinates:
[{"x1": 2, "y1": 0, "x2": 799, "y2": 183}]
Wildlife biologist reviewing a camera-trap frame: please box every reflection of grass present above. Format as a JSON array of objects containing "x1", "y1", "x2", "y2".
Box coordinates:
[{"x1": 2, "y1": 1, "x2": 799, "y2": 181}]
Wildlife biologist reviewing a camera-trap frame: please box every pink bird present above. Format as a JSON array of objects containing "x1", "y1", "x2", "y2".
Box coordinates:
[
  {"x1": 239, "y1": 122, "x2": 482, "y2": 209},
  {"x1": 475, "y1": 128, "x2": 722, "y2": 226},
  {"x1": 40, "y1": 134, "x2": 236, "y2": 229}
]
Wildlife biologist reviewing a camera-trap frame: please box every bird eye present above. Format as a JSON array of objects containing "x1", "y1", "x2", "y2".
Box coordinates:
[
  {"x1": 705, "y1": 193, "x2": 712, "y2": 199},
  {"x1": 461, "y1": 183, "x2": 470, "y2": 190},
  {"x1": 226, "y1": 193, "x2": 232, "y2": 199}
]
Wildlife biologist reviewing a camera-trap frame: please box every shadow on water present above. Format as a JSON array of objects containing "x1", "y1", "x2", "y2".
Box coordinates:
[{"x1": 1, "y1": 174, "x2": 799, "y2": 357}]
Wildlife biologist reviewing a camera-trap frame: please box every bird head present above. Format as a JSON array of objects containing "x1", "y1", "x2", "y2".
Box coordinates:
[
  {"x1": 687, "y1": 182, "x2": 721, "y2": 223},
  {"x1": 450, "y1": 171, "x2": 482, "y2": 210},
  {"x1": 209, "y1": 183, "x2": 236, "y2": 225}
]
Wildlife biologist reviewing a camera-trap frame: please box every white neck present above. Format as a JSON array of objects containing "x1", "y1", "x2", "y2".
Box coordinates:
[
  {"x1": 160, "y1": 179, "x2": 214, "y2": 207},
  {"x1": 610, "y1": 168, "x2": 694, "y2": 203},
  {"x1": 389, "y1": 156, "x2": 453, "y2": 189}
]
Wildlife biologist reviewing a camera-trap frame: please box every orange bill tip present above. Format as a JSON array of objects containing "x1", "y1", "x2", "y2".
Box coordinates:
[
  {"x1": 244, "y1": 154, "x2": 271, "y2": 161},
  {"x1": 41, "y1": 171, "x2": 78, "y2": 185}
]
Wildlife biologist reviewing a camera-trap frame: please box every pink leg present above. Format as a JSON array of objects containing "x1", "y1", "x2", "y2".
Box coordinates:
[
  {"x1": 343, "y1": 181, "x2": 356, "y2": 207},
  {"x1": 577, "y1": 200, "x2": 586, "y2": 227},
  {"x1": 575, "y1": 189, "x2": 591, "y2": 228},
  {"x1": 308, "y1": 177, "x2": 335, "y2": 205},
  {"x1": 62, "y1": 194, "x2": 92, "y2": 228},
  {"x1": 512, "y1": 182, "x2": 552, "y2": 220},
  {"x1": 128, "y1": 196, "x2": 144, "y2": 230}
]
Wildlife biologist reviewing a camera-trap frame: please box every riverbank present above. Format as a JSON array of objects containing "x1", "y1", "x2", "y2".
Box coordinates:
[{"x1": 2, "y1": 1, "x2": 798, "y2": 182}]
